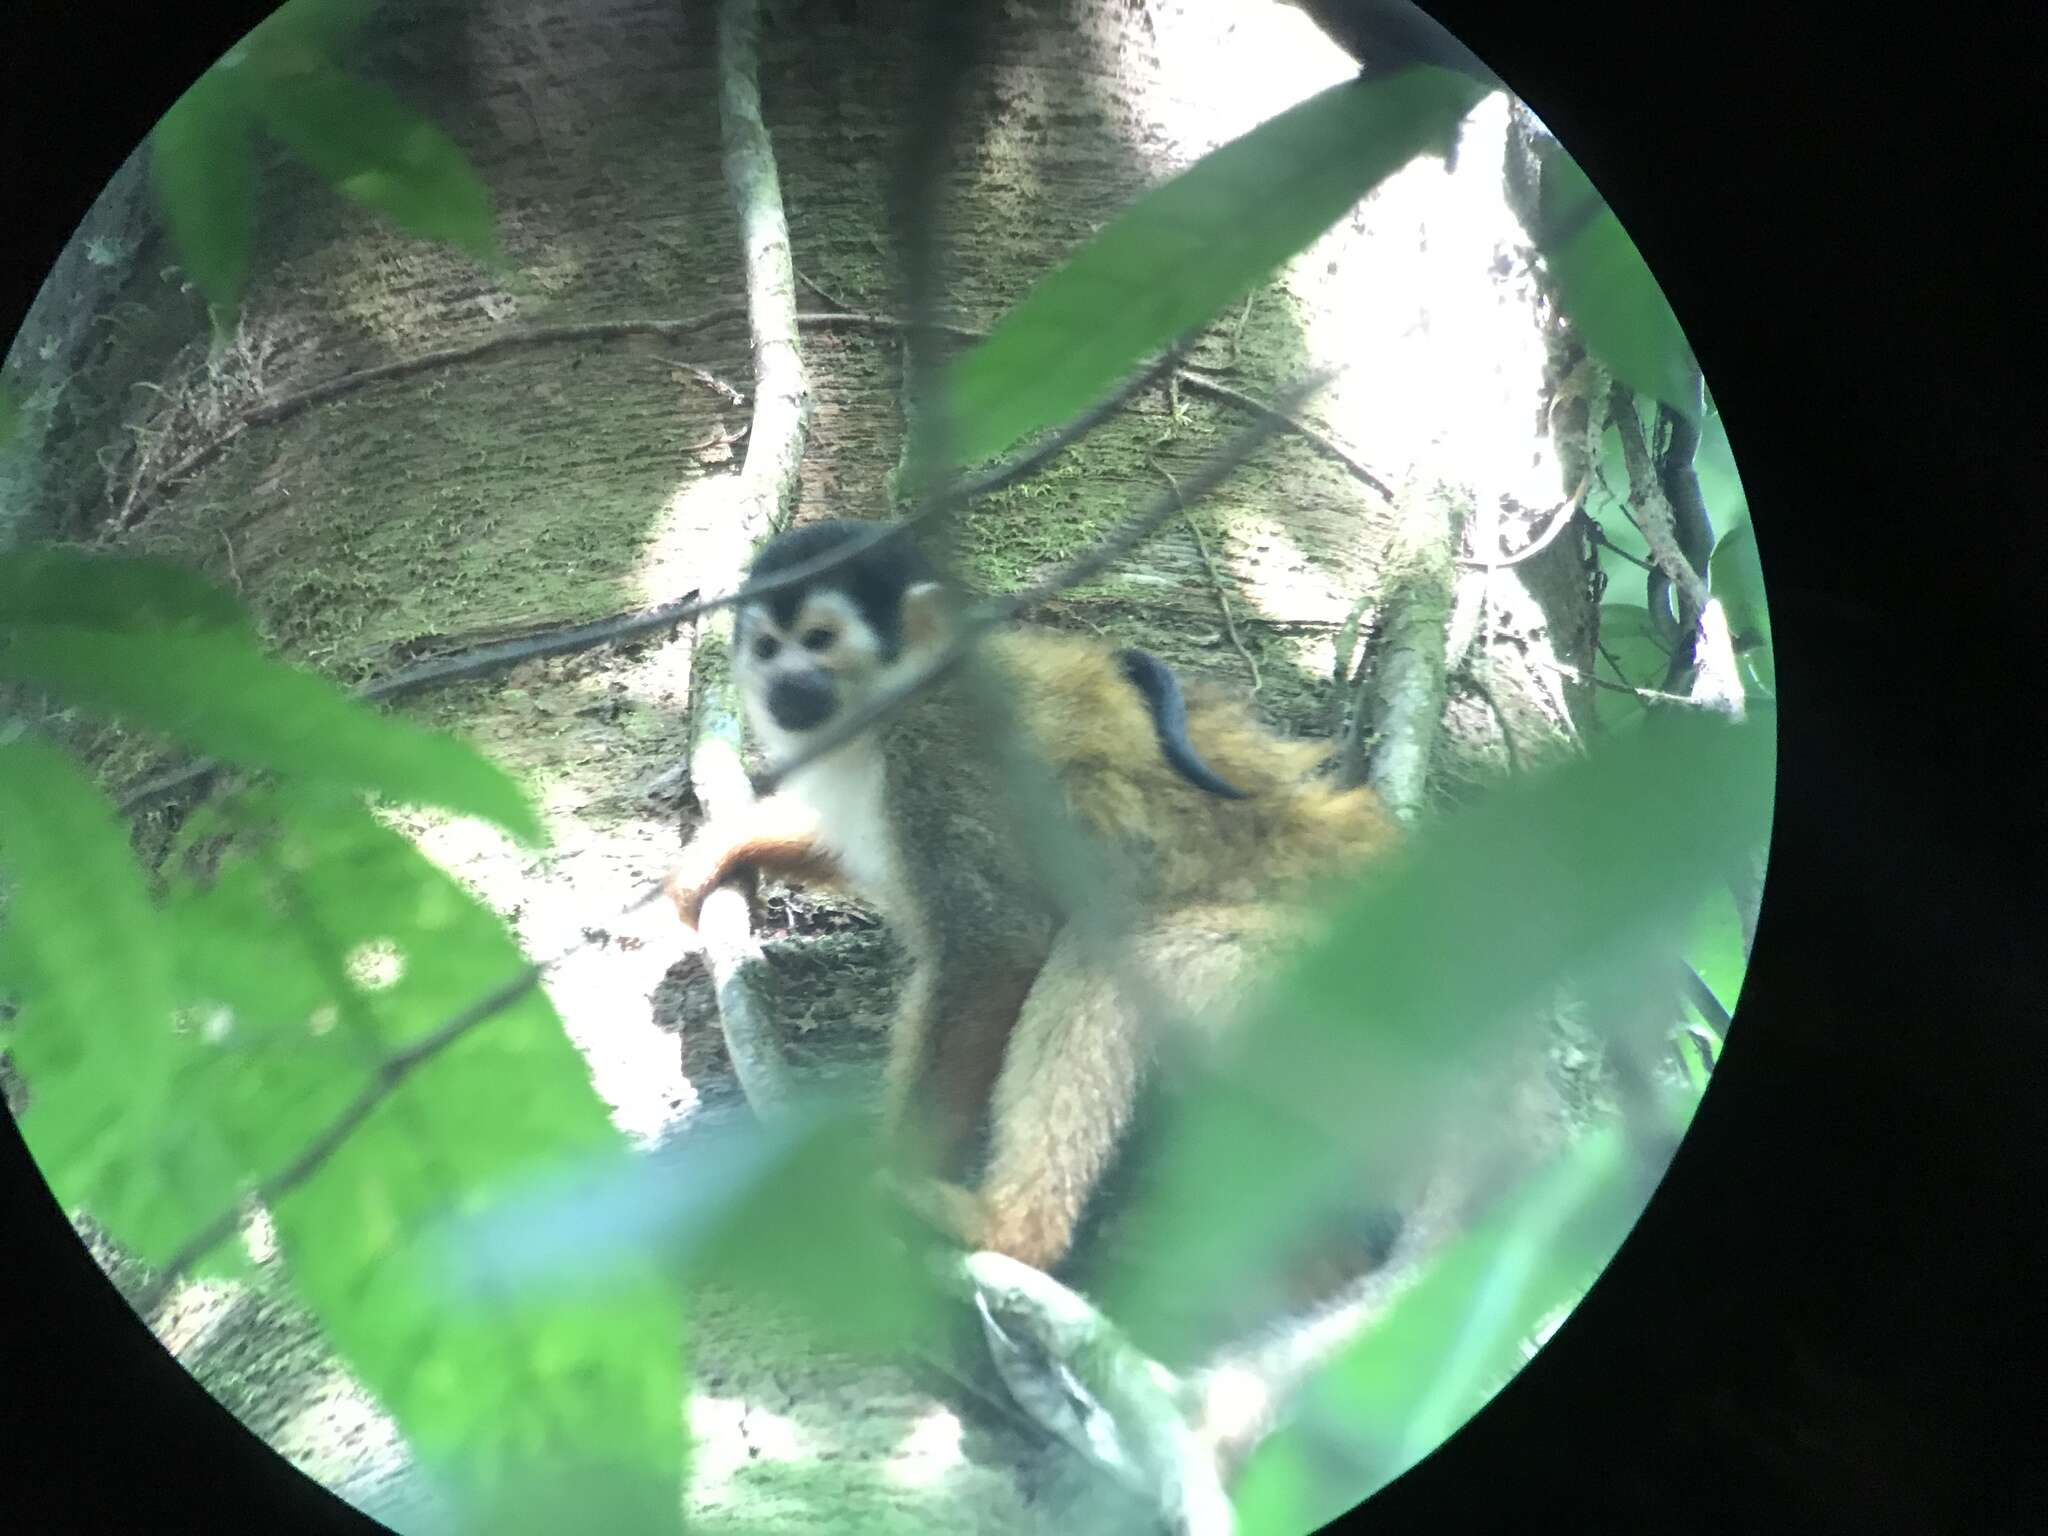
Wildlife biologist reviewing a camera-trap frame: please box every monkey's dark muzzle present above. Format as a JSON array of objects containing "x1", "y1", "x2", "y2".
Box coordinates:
[{"x1": 767, "y1": 670, "x2": 837, "y2": 732}]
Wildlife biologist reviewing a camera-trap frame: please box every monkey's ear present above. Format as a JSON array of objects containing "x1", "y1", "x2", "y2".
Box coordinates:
[{"x1": 901, "y1": 581, "x2": 955, "y2": 655}]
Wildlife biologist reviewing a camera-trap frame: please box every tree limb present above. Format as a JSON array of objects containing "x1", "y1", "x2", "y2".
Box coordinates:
[
  {"x1": 683, "y1": 0, "x2": 816, "y2": 1124},
  {"x1": 1343, "y1": 478, "x2": 1461, "y2": 817}
]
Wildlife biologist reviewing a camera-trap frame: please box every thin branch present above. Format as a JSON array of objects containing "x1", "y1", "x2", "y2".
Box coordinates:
[
  {"x1": 1146, "y1": 385, "x2": 1261, "y2": 693},
  {"x1": 792, "y1": 266, "x2": 855, "y2": 312},
  {"x1": 752, "y1": 370, "x2": 1332, "y2": 798},
  {"x1": 113, "y1": 592, "x2": 710, "y2": 816},
  {"x1": 655, "y1": 356, "x2": 746, "y2": 406},
  {"x1": 1176, "y1": 366, "x2": 1395, "y2": 502},
  {"x1": 1529, "y1": 655, "x2": 1708, "y2": 707},
  {"x1": 132, "y1": 962, "x2": 546, "y2": 1319},
  {"x1": 1680, "y1": 963, "x2": 1733, "y2": 1035},
  {"x1": 1454, "y1": 470, "x2": 1591, "y2": 569},
  {"x1": 102, "y1": 309, "x2": 751, "y2": 535}
]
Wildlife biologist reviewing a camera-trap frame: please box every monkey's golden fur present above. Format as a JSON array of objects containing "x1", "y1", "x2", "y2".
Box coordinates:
[{"x1": 670, "y1": 621, "x2": 1399, "y2": 1276}]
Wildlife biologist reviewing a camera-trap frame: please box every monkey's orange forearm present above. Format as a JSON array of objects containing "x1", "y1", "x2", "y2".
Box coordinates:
[{"x1": 666, "y1": 816, "x2": 846, "y2": 930}]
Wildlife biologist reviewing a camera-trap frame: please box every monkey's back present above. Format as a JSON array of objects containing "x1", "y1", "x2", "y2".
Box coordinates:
[{"x1": 978, "y1": 628, "x2": 1399, "y2": 910}]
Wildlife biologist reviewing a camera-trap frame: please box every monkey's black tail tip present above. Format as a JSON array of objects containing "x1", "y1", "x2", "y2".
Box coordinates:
[{"x1": 1117, "y1": 648, "x2": 1252, "y2": 801}]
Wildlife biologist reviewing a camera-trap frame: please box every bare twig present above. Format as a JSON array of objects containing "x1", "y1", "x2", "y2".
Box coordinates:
[
  {"x1": 656, "y1": 356, "x2": 746, "y2": 406},
  {"x1": 1185, "y1": 504, "x2": 1262, "y2": 694},
  {"x1": 1175, "y1": 366, "x2": 1394, "y2": 502},
  {"x1": 1147, "y1": 425, "x2": 1261, "y2": 694},
  {"x1": 114, "y1": 592, "x2": 710, "y2": 816},
  {"x1": 1529, "y1": 655, "x2": 1707, "y2": 707},
  {"x1": 793, "y1": 266, "x2": 855, "y2": 312},
  {"x1": 1223, "y1": 290, "x2": 1257, "y2": 370},
  {"x1": 1679, "y1": 963, "x2": 1732, "y2": 1035},
  {"x1": 101, "y1": 309, "x2": 752, "y2": 536},
  {"x1": 1454, "y1": 470, "x2": 1591, "y2": 569}
]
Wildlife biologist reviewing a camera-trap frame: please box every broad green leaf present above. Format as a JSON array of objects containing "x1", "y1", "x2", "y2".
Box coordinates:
[
  {"x1": 1538, "y1": 150, "x2": 1699, "y2": 423},
  {"x1": 250, "y1": 66, "x2": 497, "y2": 262},
  {"x1": 1593, "y1": 622, "x2": 1669, "y2": 732},
  {"x1": 1693, "y1": 404, "x2": 1749, "y2": 533},
  {"x1": 682, "y1": 1109, "x2": 931, "y2": 1355},
  {"x1": 151, "y1": 66, "x2": 258, "y2": 323},
  {"x1": 1236, "y1": 1126, "x2": 1655, "y2": 1528},
  {"x1": 945, "y1": 68, "x2": 1487, "y2": 466},
  {"x1": 0, "y1": 736, "x2": 242, "y2": 1263},
  {"x1": 1596, "y1": 603, "x2": 1662, "y2": 647},
  {"x1": 1101, "y1": 706, "x2": 1774, "y2": 1358},
  {"x1": 0, "y1": 546, "x2": 255, "y2": 637},
  {"x1": 1709, "y1": 520, "x2": 1770, "y2": 649},
  {"x1": 0, "y1": 625, "x2": 541, "y2": 844},
  {"x1": 1685, "y1": 885, "x2": 1748, "y2": 1026},
  {"x1": 167, "y1": 789, "x2": 683, "y2": 1533}
]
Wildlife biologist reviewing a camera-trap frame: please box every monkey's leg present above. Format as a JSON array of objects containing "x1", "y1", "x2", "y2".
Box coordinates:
[
  {"x1": 969, "y1": 912, "x2": 1266, "y2": 1272},
  {"x1": 881, "y1": 947, "x2": 1044, "y2": 1185}
]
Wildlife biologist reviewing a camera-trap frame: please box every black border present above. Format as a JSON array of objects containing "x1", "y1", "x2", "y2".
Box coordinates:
[{"x1": 2, "y1": 2, "x2": 2033, "y2": 1533}]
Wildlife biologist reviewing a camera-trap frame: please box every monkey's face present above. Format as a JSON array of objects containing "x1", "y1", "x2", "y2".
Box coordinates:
[
  {"x1": 732, "y1": 585, "x2": 900, "y2": 762},
  {"x1": 732, "y1": 520, "x2": 954, "y2": 765}
]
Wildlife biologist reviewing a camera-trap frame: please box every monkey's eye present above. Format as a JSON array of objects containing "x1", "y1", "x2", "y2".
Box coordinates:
[
  {"x1": 800, "y1": 627, "x2": 834, "y2": 652},
  {"x1": 752, "y1": 634, "x2": 780, "y2": 662}
]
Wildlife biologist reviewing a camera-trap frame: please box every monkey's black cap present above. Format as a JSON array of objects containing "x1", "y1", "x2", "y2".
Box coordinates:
[{"x1": 746, "y1": 519, "x2": 937, "y2": 662}]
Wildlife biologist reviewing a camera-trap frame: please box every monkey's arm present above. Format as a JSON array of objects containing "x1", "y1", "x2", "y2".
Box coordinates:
[{"x1": 666, "y1": 792, "x2": 848, "y2": 930}]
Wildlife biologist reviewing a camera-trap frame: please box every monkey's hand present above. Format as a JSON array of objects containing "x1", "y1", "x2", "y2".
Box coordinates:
[
  {"x1": 664, "y1": 795, "x2": 845, "y2": 932},
  {"x1": 664, "y1": 824, "x2": 763, "y2": 932}
]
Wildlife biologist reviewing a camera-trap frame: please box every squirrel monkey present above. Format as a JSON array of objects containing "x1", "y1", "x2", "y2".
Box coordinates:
[{"x1": 667, "y1": 518, "x2": 1400, "y2": 1277}]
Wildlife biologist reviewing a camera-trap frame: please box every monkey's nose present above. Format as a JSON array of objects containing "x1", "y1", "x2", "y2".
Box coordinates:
[{"x1": 767, "y1": 670, "x2": 836, "y2": 731}]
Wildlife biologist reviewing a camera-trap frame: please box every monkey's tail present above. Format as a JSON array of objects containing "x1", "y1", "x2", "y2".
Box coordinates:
[{"x1": 1117, "y1": 648, "x2": 1252, "y2": 801}]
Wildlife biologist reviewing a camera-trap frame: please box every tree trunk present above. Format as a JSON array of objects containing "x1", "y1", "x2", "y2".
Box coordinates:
[{"x1": 6, "y1": 1, "x2": 1600, "y2": 1529}]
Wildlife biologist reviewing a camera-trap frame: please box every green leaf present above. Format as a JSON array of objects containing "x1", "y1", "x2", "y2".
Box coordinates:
[
  {"x1": 0, "y1": 736, "x2": 243, "y2": 1264},
  {"x1": 1685, "y1": 885, "x2": 1748, "y2": 1025},
  {"x1": 1693, "y1": 405, "x2": 1749, "y2": 534},
  {"x1": 1102, "y1": 706, "x2": 1775, "y2": 1359},
  {"x1": 0, "y1": 546, "x2": 255, "y2": 637},
  {"x1": 151, "y1": 67, "x2": 259, "y2": 324},
  {"x1": 944, "y1": 67, "x2": 1487, "y2": 466},
  {"x1": 1539, "y1": 150, "x2": 1699, "y2": 422},
  {"x1": 1238, "y1": 1127, "x2": 1651, "y2": 1522},
  {"x1": 0, "y1": 624, "x2": 541, "y2": 844},
  {"x1": 250, "y1": 65, "x2": 497, "y2": 262},
  {"x1": 681, "y1": 1109, "x2": 932, "y2": 1356},
  {"x1": 1596, "y1": 603, "x2": 1662, "y2": 647},
  {"x1": 1592, "y1": 612, "x2": 1669, "y2": 732},
  {"x1": 1709, "y1": 520, "x2": 1770, "y2": 649},
  {"x1": 168, "y1": 790, "x2": 684, "y2": 1532}
]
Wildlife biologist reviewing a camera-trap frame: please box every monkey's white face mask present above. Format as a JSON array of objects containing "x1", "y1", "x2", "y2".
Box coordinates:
[{"x1": 731, "y1": 579, "x2": 952, "y2": 767}]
